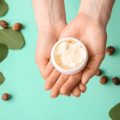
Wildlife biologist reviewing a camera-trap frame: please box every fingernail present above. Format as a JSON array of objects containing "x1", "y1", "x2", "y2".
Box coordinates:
[
  {"x1": 80, "y1": 84, "x2": 87, "y2": 93},
  {"x1": 45, "y1": 84, "x2": 51, "y2": 90},
  {"x1": 60, "y1": 89, "x2": 66, "y2": 95},
  {"x1": 51, "y1": 92, "x2": 59, "y2": 98},
  {"x1": 72, "y1": 92, "x2": 81, "y2": 97}
]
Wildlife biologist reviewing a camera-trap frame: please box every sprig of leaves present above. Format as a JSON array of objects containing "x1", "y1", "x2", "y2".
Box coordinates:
[
  {"x1": 109, "y1": 103, "x2": 120, "y2": 120},
  {"x1": 0, "y1": 72, "x2": 5, "y2": 85},
  {"x1": 0, "y1": 0, "x2": 8, "y2": 16},
  {"x1": 0, "y1": 22, "x2": 25, "y2": 85},
  {"x1": 0, "y1": 43, "x2": 8, "y2": 62},
  {"x1": 0, "y1": 28, "x2": 25, "y2": 49}
]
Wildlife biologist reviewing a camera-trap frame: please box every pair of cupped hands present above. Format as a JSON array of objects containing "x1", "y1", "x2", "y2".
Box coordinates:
[{"x1": 35, "y1": 12, "x2": 107, "y2": 98}]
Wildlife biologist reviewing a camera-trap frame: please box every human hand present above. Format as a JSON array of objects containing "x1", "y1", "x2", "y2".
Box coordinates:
[
  {"x1": 33, "y1": 0, "x2": 67, "y2": 93},
  {"x1": 54, "y1": 0, "x2": 115, "y2": 97},
  {"x1": 33, "y1": 0, "x2": 114, "y2": 99},
  {"x1": 35, "y1": 21, "x2": 66, "y2": 80},
  {"x1": 49, "y1": 13, "x2": 107, "y2": 98},
  {"x1": 48, "y1": 0, "x2": 115, "y2": 98}
]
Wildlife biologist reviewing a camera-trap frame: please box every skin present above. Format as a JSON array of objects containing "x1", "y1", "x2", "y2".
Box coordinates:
[
  {"x1": 51, "y1": 13, "x2": 107, "y2": 98},
  {"x1": 33, "y1": 0, "x2": 115, "y2": 98}
]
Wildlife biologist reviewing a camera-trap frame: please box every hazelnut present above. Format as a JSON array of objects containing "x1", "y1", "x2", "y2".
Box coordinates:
[
  {"x1": 96, "y1": 69, "x2": 103, "y2": 76},
  {"x1": 2, "y1": 93, "x2": 10, "y2": 101},
  {"x1": 106, "y1": 46, "x2": 116, "y2": 55},
  {"x1": 12, "y1": 23, "x2": 23, "y2": 31},
  {"x1": 100, "y1": 76, "x2": 108, "y2": 84},
  {"x1": 0, "y1": 20, "x2": 8, "y2": 28},
  {"x1": 112, "y1": 77, "x2": 120, "y2": 85}
]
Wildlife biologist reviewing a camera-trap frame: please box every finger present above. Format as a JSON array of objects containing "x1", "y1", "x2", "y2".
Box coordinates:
[
  {"x1": 81, "y1": 54, "x2": 104, "y2": 85},
  {"x1": 35, "y1": 39, "x2": 49, "y2": 79},
  {"x1": 72, "y1": 86, "x2": 81, "y2": 97},
  {"x1": 36, "y1": 55, "x2": 48, "y2": 78},
  {"x1": 44, "y1": 61, "x2": 54, "y2": 79},
  {"x1": 36, "y1": 58, "x2": 54, "y2": 80},
  {"x1": 79, "y1": 83, "x2": 87, "y2": 93},
  {"x1": 45, "y1": 69, "x2": 61, "y2": 90},
  {"x1": 60, "y1": 72, "x2": 82, "y2": 95},
  {"x1": 51, "y1": 74, "x2": 69, "y2": 98},
  {"x1": 59, "y1": 23, "x2": 78, "y2": 40}
]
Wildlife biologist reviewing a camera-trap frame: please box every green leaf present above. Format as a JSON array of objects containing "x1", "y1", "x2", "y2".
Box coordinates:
[
  {"x1": 0, "y1": 0, "x2": 8, "y2": 16},
  {"x1": 0, "y1": 43, "x2": 8, "y2": 62},
  {"x1": 109, "y1": 103, "x2": 120, "y2": 120},
  {"x1": 0, "y1": 72, "x2": 5, "y2": 85},
  {"x1": 0, "y1": 28, "x2": 25, "y2": 49}
]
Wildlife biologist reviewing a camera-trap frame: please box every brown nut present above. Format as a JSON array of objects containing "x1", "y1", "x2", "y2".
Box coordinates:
[
  {"x1": 0, "y1": 20, "x2": 8, "y2": 28},
  {"x1": 96, "y1": 69, "x2": 103, "y2": 76},
  {"x1": 106, "y1": 46, "x2": 116, "y2": 55},
  {"x1": 12, "y1": 23, "x2": 23, "y2": 31},
  {"x1": 100, "y1": 76, "x2": 108, "y2": 84},
  {"x1": 2, "y1": 93, "x2": 10, "y2": 101},
  {"x1": 112, "y1": 77, "x2": 120, "y2": 85}
]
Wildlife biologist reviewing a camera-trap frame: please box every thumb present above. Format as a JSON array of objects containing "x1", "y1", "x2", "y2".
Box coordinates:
[
  {"x1": 81, "y1": 54, "x2": 104, "y2": 85},
  {"x1": 59, "y1": 25, "x2": 78, "y2": 40}
]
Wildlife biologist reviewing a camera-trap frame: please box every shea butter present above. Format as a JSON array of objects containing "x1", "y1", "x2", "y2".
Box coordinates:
[{"x1": 51, "y1": 37, "x2": 88, "y2": 74}]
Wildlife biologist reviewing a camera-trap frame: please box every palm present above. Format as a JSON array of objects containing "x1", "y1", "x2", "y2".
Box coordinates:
[
  {"x1": 41, "y1": 13, "x2": 107, "y2": 98},
  {"x1": 57, "y1": 13, "x2": 107, "y2": 95},
  {"x1": 79, "y1": 14, "x2": 107, "y2": 84},
  {"x1": 36, "y1": 21, "x2": 66, "y2": 77}
]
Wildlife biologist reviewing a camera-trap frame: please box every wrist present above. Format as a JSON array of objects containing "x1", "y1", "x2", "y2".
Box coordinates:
[
  {"x1": 33, "y1": 0, "x2": 66, "y2": 27},
  {"x1": 79, "y1": 0, "x2": 115, "y2": 27}
]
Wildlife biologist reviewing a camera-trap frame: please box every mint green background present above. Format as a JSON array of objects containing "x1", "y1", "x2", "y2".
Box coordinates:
[{"x1": 0, "y1": 0, "x2": 120, "y2": 120}]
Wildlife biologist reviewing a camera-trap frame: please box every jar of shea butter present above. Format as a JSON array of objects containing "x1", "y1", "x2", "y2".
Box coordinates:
[{"x1": 51, "y1": 37, "x2": 88, "y2": 75}]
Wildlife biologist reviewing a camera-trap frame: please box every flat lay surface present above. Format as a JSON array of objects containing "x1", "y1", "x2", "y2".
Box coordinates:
[{"x1": 0, "y1": 0, "x2": 120, "y2": 120}]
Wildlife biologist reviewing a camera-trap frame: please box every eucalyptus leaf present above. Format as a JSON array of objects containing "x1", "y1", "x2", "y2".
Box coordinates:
[
  {"x1": 109, "y1": 103, "x2": 120, "y2": 120},
  {"x1": 0, "y1": 43, "x2": 8, "y2": 62},
  {"x1": 0, "y1": 72, "x2": 5, "y2": 85},
  {"x1": 0, "y1": 28, "x2": 25, "y2": 49},
  {"x1": 0, "y1": 0, "x2": 8, "y2": 16}
]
